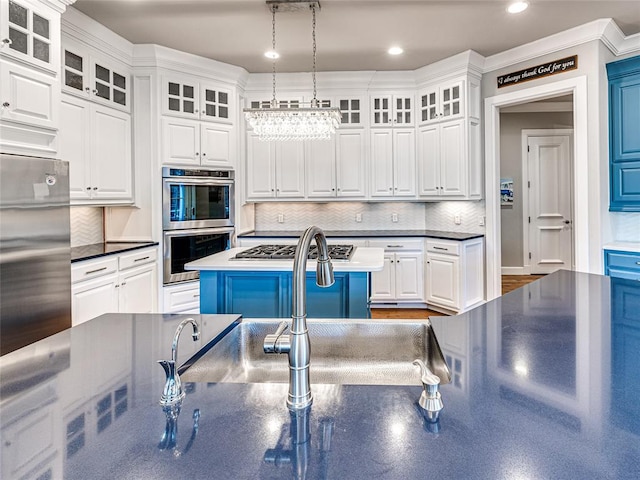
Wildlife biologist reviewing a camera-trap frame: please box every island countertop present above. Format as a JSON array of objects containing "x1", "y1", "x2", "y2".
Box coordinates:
[
  {"x1": 184, "y1": 246, "x2": 385, "y2": 272},
  {"x1": 238, "y1": 229, "x2": 484, "y2": 241},
  {"x1": 1, "y1": 270, "x2": 639, "y2": 479}
]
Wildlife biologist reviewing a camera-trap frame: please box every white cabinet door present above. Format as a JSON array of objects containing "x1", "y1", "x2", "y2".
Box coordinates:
[
  {"x1": 275, "y1": 141, "x2": 305, "y2": 198},
  {"x1": 91, "y1": 105, "x2": 132, "y2": 201},
  {"x1": 426, "y1": 252, "x2": 459, "y2": 309},
  {"x1": 371, "y1": 94, "x2": 413, "y2": 127},
  {"x1": 119, "y1": 263, "x2": 157, "y2": 314},
  {"x1": 201, "y1": 123, "x2": 232, "y2": 168},
  {"x1": 306, "y1": 137, "x2": 337, "y2": 197},
  {"x1": 370, "y1": 253, "x2": 395, "y2": 301},
  {"x1": 71, "y1": 273, "x2": 119, "y2": 327},
  {"x1": 161, "y1": 117, "x2": 199, "y2": 165},
  {"x1": 417, "y1": 124, "x2": 440, "y2": 196},
  {"x1": 0, "y1": 60, "x2": 58, "y2": 130},
  {"x1": 60, "y1": 95, "x2": 91, "y2": 201},
  {"x1": 336, "y1": 129, "x2": 366, "y2": 197},
  {"x1": 418, "y1": 119, "x2": 465, "y2": 198},
  {"x1": 393, "y1": 129, "x2": 416, "y2": 196},
  {"x1": 370, "y1": 129, "x2": 394, "y2": 197},
  {"x1": 395, "y1": 251, "x2": 424, "y2": 300},
  {"x1": 440, "y1": 119, "x2": 465, "y2": 197},
  {"x1": 246, "y1": 133, "x2": 275, "y2": 199},
  {"x1": 200, "y1": 83, "x2": 231, "y2": 123},
  {"x1": 163, "y1": 76, "x2": 199, "y2": 119}
]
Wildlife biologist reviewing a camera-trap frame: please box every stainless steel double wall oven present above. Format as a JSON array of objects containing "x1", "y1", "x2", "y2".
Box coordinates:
[{"x1": 162, "y1": 167, "x2": 234, "y2": 284}]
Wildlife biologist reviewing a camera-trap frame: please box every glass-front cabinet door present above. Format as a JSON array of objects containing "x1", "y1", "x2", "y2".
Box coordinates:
[
  {"x1": 338, "y1": 98, "x2": 362, "y2": 126},
  {"x1": 420, "y1": 87, "x2": 439, "y2": 123},
  {"x1": 62, "y1": 40, "x2": 130, "y2": 112},
  {"x1": 371, "y1": 94, "x2": 412, "y2": 126},
  {"x1": 440, "y1": 82, "x2": 462, "y2": 119},
  {"x1": 166, "y1": 79, "x2": 198, "y2": 117},
  {"x1": 201, "y1": 84, "x2": 231, "y2": 123},
  {"x1": 371, "y1": 95, "x2": 391, "y2": 125},
  {"x1": 419, "y1": 81, "x2": 464, "y2": 124},
  {"x1": 1, "y1": 0, "x2": 59, "y2": 73}
]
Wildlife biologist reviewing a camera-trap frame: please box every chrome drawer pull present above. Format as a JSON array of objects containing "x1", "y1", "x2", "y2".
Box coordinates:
[
  {"x1": 636, "y1": 261, "x2": 640, "y2": 265},
  {"x1": 386, "y1": 245, "x2": 403, "y2": 248},
  {"x1": 433, "y1": 246, "x2": 448, "y2": 251},
  {"x1": 86, "y1": 266, "x2": 107, "y2": 275},
  {"x1": 134, "y1": 256, "x2": 150, "y2": 262}
]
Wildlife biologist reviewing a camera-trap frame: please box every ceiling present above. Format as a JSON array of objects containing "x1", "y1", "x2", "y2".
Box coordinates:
[{"x1": 72, "y1": 0, "x2": 640, "y2": 73}]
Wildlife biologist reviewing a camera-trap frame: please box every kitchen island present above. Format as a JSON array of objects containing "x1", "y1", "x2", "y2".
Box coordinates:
[
  {"x1": 1, "y1": 270, "x2": 639, "y2": 479},
  {"x1": 185, "y1": 246, "x2": 385, "y2": 318}
]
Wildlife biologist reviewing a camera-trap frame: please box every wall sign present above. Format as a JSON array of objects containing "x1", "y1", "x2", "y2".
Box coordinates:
[{"x1": 497, "y1": 55, "x2": 578, "y2": 88}]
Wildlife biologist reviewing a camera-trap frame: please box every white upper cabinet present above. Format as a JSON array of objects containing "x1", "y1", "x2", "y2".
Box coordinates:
[
  {"x1": 0, "y1": 0, "x2": 60, "y2": 74},
  {"x1": 418, "y1": 80, "x2": 463, "y2": 125},
  {"x1": 335, "y1": 95, "x2": 367, "y2": 128},
  {"x1": 370, "y1": 128, "x2": 416, "y2": 198},
  {"x1": 62, "y1": 37, "x2": 130, "y2": 112},
  {"x1": 370, "y1": 93, "x2": 413, "y2": 127},
  {"x1": 60, "y1": 94, "x2": 133, "y2": 205},
  {"x1": 163, "y1": 76, "x2": 232, "y2": 124},
  {"x1": 246, "y1": 133, "x2": 305, "y2": 200},
  {"x1": 418, "y1": 120, "x2": 465, "y2": 198},
  {"x1": 161, "y1": 117, "x2": 233, "y2": 168}
]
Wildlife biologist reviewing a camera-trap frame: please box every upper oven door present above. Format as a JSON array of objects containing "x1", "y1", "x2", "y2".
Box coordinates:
[{"x1": 163, "y1": 177, "x2": 234, "y2": 230}]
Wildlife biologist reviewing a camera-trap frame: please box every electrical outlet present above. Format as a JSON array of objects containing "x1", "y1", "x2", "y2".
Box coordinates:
[
  {"x1": 277, "y1": 213, "x2": 284, "y2": 223},
  {"x1": 454, "y1": 214, "x2": 461, "y2": 225},
  {"x1": 479, "y1": 215, "x2": 485, "y2": 226},
  {"x1": 355, "y1": 213, "x2": 362, "y2": 223},
  {"x1": 391, "y1": 213, "x2": 398, "y2": 223}
]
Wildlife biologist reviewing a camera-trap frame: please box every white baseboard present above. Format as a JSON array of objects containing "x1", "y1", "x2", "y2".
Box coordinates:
[{"x1": 501, "y1": 266, "x2": 530, "y2": 275}]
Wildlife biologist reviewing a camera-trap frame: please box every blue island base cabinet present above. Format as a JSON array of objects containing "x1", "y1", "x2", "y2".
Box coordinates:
[{"x1": 199, "y1": 270, "x2": 370, "y2": 318}]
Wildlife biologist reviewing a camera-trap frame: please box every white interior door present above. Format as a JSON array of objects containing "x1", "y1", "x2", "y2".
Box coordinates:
[{"x1": 527, "y1": 134, "x2": 573, "y2": 274}]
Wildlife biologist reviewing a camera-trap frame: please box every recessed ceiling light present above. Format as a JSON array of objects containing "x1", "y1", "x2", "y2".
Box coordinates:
[
  {"x1": 264, "y1": 50, "x2": 280, "y2": 59},
  {"x1": 507, "y1": 1, "x2": 529, "y2": 14},
  {"x1": 388, "y1": 46, "x2": 403, "y2": 56}
]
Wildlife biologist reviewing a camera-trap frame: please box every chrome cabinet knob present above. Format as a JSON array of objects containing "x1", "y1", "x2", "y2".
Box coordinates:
[
  {"x1": 2, "y1": 38, "x2": 12, "y2": 45},
  {"x1": 2, "y1": 102, "x2": 9, "y2": 108}
]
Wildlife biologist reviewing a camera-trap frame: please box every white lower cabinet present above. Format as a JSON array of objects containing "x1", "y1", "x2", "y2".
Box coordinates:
[
  {"x1": 425, "y1": 237, "x2": 484, "y2": 312},
  {"x1": 162, "y1": 281, "x2": 201, "y2": 314},
  {"x1": 369, "y1": 239, "x2": 424, "y2": 304},
  {"x1": 71, "y1": 247, "x2": 158, "y2": 326}
]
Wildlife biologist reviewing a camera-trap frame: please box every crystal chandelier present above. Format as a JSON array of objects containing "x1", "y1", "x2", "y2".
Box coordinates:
[{"x1": 244, "y1": 1, "x2": 341, "y2": 141}]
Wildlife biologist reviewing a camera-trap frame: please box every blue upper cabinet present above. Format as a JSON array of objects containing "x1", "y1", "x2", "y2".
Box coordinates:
[{"x1": 608, "y1": 55, "x2": 640, "y2": 211}]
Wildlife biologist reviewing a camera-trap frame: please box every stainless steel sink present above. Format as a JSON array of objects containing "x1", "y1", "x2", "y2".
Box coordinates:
[{"x1": 180, "y1": 318, "x2": 451, "y2": 386}]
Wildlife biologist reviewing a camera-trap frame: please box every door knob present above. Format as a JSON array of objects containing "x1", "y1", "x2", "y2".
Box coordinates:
[{"x1": 563, "y1": 220, "x2": 571, "y2": 224}]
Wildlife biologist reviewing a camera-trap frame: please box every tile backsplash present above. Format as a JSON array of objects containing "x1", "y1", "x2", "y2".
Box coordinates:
[
  {"x1": 253, "y1": 201, "x2": 486, "y2": 233},
  {"x1": 611, "y1": 212, "x2": 640, "y2": 242},
  {"x1": 70, "y1": 207, "x2": 104, "y2": 247}
]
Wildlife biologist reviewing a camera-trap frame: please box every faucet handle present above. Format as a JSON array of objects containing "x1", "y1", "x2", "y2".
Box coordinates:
[
  {"x1": 413, "y1": 359, "x2": 443, "y2": 422},
  {"x1": 264, "y1": 321, "x2": 290, "y2": 354}
]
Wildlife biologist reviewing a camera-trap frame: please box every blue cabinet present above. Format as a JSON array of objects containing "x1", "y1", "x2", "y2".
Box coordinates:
[
  {"x1": 604, "y1": 249, "x2": 640, "y2": 281},
  {"x1": 607, "y1": 55, "x2": 640, "y2": 211},
  {"x1": 199, "y1": 270, "x2": 370, "y2": 318}
]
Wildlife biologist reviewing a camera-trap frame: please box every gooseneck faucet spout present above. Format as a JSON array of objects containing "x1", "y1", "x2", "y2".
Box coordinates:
[
  {"x1": 159, "y1": 318, "x2": 200, "y2": 406},
  {"x1": 264, "y1": 226, "x2": 334, "y2": 410}
]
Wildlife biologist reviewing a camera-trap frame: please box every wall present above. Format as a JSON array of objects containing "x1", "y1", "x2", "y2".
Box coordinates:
[{"x1": 500, "y1": 111, "x2": 574, "y2": 267}]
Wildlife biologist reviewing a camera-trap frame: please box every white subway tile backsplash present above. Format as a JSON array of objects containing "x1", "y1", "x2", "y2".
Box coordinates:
[
  {"x1": 70, "y1": 207, "x2": 104, "y2": 247},
  {"x1": 611, "y1": 213, "x2": 640, "y2": 242},
  {"x1": 254, "y1": 201, "x2": 487, "y2": 234}
]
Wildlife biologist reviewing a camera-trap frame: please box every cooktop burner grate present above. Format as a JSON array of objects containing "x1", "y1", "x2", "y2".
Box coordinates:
[{"x1": 234, "y1": 244, "x2": 355, "y2": 261}]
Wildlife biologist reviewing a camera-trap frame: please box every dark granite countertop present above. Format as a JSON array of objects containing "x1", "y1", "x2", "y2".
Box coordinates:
[
  {"x1": 70, "y1": 241, "x2": 159, "y2": 263},
  {"x1": 238, "y1": 230, "x2": 484, "y2": 241},
  {"x1": 1, "y1": 270, "x2": 639, "y2": 479}
]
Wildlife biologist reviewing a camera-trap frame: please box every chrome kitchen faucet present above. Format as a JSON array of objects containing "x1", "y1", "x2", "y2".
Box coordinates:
[{"x1": 263, "y1": 226, "x2": 335, "y2": 410}]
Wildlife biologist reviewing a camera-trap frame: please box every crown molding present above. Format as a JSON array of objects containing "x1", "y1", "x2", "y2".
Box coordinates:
[
  {"x1": 414, "y1": 50, "x2": 484, "y2": 87},
  {"x1": 132, "y1": 44, "x2": 248, "y2": 88},
  {"x1": 62, "y1": 7, "x2": 133, "y2": 65},
  {"x1": 484, "y1": 18, "x2": 639, "y2": 74},
  {"x1": 40, "y1": 0, "x2": 76, "y2": 14}
]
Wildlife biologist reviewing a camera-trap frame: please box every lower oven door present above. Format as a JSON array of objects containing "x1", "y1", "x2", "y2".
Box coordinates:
[{"x1": 163, "y1": 227, "x2": 234, "y2": 284}]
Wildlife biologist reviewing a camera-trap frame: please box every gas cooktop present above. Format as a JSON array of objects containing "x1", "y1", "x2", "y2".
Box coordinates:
[{"x1": 233, "y1": 244, "x2": 355, "y2": 261}]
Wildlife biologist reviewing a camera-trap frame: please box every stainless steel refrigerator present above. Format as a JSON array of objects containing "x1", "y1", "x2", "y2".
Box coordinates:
[{"x1": 0, "y1": 154, "x2": 72, "y2": 355}]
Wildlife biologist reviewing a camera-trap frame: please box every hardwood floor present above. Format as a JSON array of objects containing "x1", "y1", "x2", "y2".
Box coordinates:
[{"x1": 370, "y1": 274, "x2": 546, "y2": 319}]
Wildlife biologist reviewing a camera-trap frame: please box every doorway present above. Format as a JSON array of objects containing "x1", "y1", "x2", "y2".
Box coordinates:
[
  {"x1": 523, "y1": 130, "x2": 574, "y2": 274},
  {"x1": 484, "y1": 76, "x2": 589, "y2": 300}
]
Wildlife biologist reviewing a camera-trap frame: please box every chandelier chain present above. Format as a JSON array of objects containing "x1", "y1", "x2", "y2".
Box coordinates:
[
  {"x1": 271, "y1": 5, "x2": 277, "y2": 106},
  {"x1": 311, "y1": 3, "x2": 317, "y2": 104}
]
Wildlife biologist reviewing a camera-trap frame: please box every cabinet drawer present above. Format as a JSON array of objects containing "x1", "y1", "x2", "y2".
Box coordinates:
[
  {"x1": 606, "y1": 251, "x2": 640, "y2": 274},
  {"x1": 119, "y1": 248, "x2": 157, "y2": 270},
  {"x1": 71, "y1": 257, "x2": 118, "y2": 283},
  {"x1": 164, "y1": 283, "x2": 201, "y2": 312},
  {"x1": 426, "y1": 239, "x2": 460, "y2": 256},
  {"x1": 368, "y1": 239, "x2": 423, "y2": 250}
]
